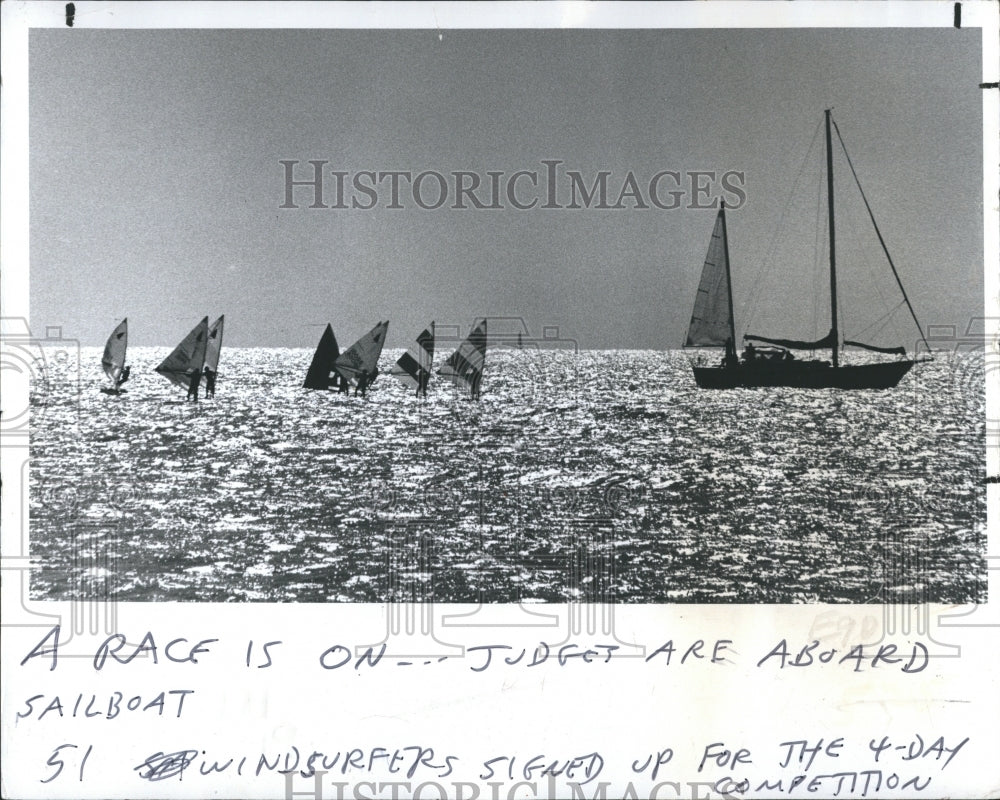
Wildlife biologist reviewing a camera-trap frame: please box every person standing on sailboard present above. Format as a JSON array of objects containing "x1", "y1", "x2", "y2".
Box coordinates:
[
  {"x1": 116, "y1": 365, "x2": 131, "y2": 389},
  {"x1": 355, "y1": 370, "x2": 369, "y2": 397},
  {"x1": 186, "y1": 366, "x2": 202, "y2": 401},
  {"x1": 203, "y1": 365, "x2": 217, "y2": 398}
]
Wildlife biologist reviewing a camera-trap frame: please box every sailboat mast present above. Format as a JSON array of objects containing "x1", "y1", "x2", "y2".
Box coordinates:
[
  {"x1": 825, "y1": 109, "x2": 839, "y2": 368},
  {"x1": 719, "y1": 201, "x2": 737, "y2": 360}
]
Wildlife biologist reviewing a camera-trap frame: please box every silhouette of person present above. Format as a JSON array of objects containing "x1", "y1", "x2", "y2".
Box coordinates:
[
  {"x1": 186, "y1": 366, "x2": 202, "y2": 401},
  {"x1": 470, "y1": 372, "x2": 482, "y2": 401},
  {"x1": 116, "y1": 365, "x2": 131, "y2": 388},
  {"x1": 355, "y1": 371, "x2": 369, "y2": 397},
  {"x1": 721, "y1": 337, "x2": 738, "y2": 369},
  {"x1": 743, "y1": 342, "x2": 757, "y2": 363},
  {"x1": 203, "y1": 365, "x2": 217, "y2": 398}
]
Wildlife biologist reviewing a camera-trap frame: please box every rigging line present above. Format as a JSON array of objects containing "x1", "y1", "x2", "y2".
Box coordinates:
[
  {"x1": 741, "y1": 117, "x2": 825, "y2": 335},
  {"x1": 832, "y1": 119, "x2": 931, "y2": 354},
  {"x1": 851, "y1": 299, "x2": 906, "y2": 341}
]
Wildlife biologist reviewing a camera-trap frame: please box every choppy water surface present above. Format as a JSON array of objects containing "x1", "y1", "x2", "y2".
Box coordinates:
[{"x1": 29, "y1": 347, "x2": 986, "y2": 603}]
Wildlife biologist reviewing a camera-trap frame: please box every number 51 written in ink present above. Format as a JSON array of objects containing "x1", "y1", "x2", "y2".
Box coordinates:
[{"x1": 40, "y1": 743, "x2": 93, "y2": 784}]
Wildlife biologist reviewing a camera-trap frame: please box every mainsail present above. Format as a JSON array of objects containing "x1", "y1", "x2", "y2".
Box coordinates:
[
  {"x1": 155, "y1": 316, "x2": 209, "y2": 388},
  {"x1": 439, "y1": 320, "x2": 487, "y2": 398},
  {"x1": 335, "y1": 321, "x2": 389, "y2": 387},
  {"x1": 744, "y1": 330, "x2": 837, "y2": 351},
  {"x1": 684, "y1": 209, "x2": 735, "y2": 348},
  {"x1": 303, "y1": 324, "x2": 341, "y2": 389},
  {"x1": 102, "y1": 318, "x2": 128, "y2": 384},
  {"x1": 205, "y1": 315, "x2": 225, "y2": 372},
  {"x1": 391, "y1": 322, "x2": 435, "y2": 393}
]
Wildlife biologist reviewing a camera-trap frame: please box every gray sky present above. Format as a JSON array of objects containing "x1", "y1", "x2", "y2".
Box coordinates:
[{"x1": 30, "y1": 28, "x2": 983, "y2": 348}]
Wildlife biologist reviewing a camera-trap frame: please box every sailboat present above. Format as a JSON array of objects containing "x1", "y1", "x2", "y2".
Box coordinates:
[
  {"x1": 391, "y1": 322, "x2": 435, "y2": 396},
  {"x1": 203, "y1": 315, "x2": 224, "y2": 397},
  {"x1": 155, "y1": 316, "x2": 209, "y2": 396},
  {"x1": 439, "y1": 319, "x2": 487, "y2": 400},
  {"x1": 100, "y1": 318, "x2": 129, "y2": 394},
  {"x1": 335, "y1": 320, "x2": 389, "y2": 393},
  {"x1": 684, "y1": 109, "x2": 928, "y2": 390}
]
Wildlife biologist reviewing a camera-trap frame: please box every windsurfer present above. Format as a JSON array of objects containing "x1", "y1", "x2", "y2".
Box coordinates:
[
  {"x1": 203, "y1": 366, "x2": 217, "y2": 398},
  {"x1": 116, "y1": 366, "x2": 131, "y2": 388},
  {"x1": 186, "y1": 366, "x2": 202, "y2": 401},
  {"x1": 470, "y1": 372, "x2": 482, "y2": 401},
  {"x1": 355, "y1": 371, "x2": 369, "y2": 397}
]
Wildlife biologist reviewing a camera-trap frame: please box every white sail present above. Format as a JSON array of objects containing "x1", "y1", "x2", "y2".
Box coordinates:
[
  {"x1": 685, "y1": 210, "x2": 734, "y2": 348},
  {"x1": 155, "y1": 316, "x2": 209, "y2": 389},
  {"x1": 390, "y1": 322, "x2": 435, "y2": 392},
  {"x1": 335, "y1": 321, "x2": 389, "y2": 386},
  {"x1": 101, "y1": 318, "x2": 128, "y2": 384},
  {"x1": 439, "y1": 320, "x2": 487, "y2": 398},
  {"x1": 205, "y1": 315, "x2": 224, "y2": 372}
]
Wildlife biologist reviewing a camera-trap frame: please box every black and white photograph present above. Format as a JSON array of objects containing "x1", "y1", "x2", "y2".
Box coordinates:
[
  {"x1": 24, "y1": 22, "x2": 988, "y2": 605},
  {"x1": 2, "y1": 3, "x2": 998, "y2": 799}
]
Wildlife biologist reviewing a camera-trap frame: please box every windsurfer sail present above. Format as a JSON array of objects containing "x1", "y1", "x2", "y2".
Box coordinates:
[
  {"x1": 391, "y1": 322, "x2": 435, "y2": 396},
  {"x1": 303, "y1": 324, "x2": 341, "y2": 389},
  {"x1": 155, "y1": 316, "x2": 209, "y2": 394},
  {"x1": 335, "y1": 321, "x2": 389, "y2": 393},
  {"x1": 203, "y1": 315, "x2": 224, "y2": 397},
  {"x1": 101, "y1": 318, "x2": 129, "y2": 391},
  {"x1": 439, "y1": 320, "x2": 487, "y2": 400}
]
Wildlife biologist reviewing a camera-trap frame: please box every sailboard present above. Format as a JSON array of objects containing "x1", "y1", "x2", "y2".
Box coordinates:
[
  {"x1": 101, "y1": 318, "x2": 128, "y2": 387},
  {"x1": 439, "y1": 319, "x2": 487, "y2": 399},
  {"x1": 155, "y1": 316, "x2": 209, "y2": 389},
  {"x1": 391, "y1": 322, "x2": 435, "y2": 395},
  {"x1": 335, "y1": 321, "x2": 389, "y2": 388},
  {"x1": 303, "y1": 324, "x2": 341, "y2": 389}
]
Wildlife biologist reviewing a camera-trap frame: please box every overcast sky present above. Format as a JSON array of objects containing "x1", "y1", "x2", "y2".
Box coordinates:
[{"x1": 29, "y1": 27, "x2": 983, "y2": 349}]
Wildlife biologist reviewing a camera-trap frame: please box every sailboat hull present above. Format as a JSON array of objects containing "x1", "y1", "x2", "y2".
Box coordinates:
[{"x1": 692, "y1": 359, "x2": 914, "y2": 389}]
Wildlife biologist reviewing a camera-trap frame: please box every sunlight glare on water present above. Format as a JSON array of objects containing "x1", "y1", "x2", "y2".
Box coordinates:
[{"x1": 29, "y1": 346, "x2": 986, "y2": 603}]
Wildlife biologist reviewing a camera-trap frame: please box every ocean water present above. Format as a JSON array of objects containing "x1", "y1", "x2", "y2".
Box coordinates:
[{"x1": 28, "y1": 346, "x2": 987, "y2": 603}]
